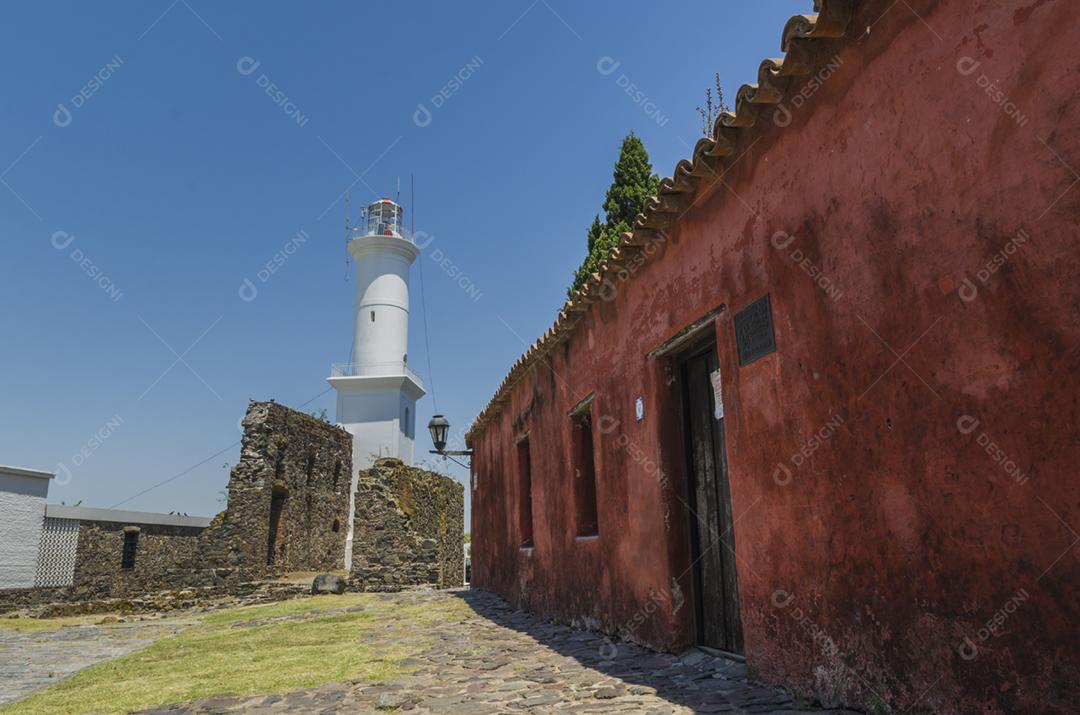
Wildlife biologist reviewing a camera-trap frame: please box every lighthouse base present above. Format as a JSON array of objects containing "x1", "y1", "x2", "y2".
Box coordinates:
[{"x1": 328, "y1": 372, "x2": 425, "y2": 569}]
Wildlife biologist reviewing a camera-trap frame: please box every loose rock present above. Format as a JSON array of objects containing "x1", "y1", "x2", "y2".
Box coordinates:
[{"x1": 310, "y1": 574, "x2": 346, "y2": 595}]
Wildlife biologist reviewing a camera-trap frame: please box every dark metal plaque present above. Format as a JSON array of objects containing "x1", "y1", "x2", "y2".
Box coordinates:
[{"x1": 734, "y1": 294, "x2": 776, "y2": 366}]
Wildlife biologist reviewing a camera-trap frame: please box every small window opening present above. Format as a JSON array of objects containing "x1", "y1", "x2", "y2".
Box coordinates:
[
  {"x1": 572, "y1": 411, "x2": 599, "y2": 537},
  {"x1": 121, "y1": 530, "x2": 139, "y2": 570},
  {"x1": 332, "y1": 519, "x2": 340, "y2": 533},
  {"x1": 333, "y1": 460, "x2": 341, "y2": 490},
  {"x1": 370, "y1": 310, "x2": 376, "y2": 322},
  {"x1": 274, "y1": 442, "x2": 286, "y2": 479}
]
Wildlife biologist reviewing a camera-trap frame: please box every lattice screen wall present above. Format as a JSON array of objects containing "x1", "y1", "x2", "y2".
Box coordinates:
[{"x1": 34, "y1": 517, "x2": 80, "y2": 587}]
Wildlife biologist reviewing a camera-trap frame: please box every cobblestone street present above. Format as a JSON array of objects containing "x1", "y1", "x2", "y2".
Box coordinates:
[
  {"x1": 0, "y1": 616, "x2": 196, "y2": 707},
  {"x1": 135, "y1": 590, "x2": 858, "y2": 715}
]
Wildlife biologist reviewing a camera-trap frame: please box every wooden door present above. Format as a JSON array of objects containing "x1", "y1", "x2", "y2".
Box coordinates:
[{"x1": 682, "y1": 343, "x2": 744, "y2": 653}]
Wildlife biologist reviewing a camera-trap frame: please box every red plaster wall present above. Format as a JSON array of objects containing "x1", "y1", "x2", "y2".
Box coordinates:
[{"x1": 471, "y1": 1, "x2": 1079, "y2": 712}]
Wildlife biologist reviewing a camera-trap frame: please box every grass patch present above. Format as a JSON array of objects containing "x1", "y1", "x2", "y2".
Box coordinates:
[{"x1": 3, "y1": 593, "x2": 470, "y2": 715}]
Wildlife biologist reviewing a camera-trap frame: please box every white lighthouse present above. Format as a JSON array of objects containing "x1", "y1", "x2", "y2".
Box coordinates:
[{"x1": 328, "y1": 198, "x2": 425, "y2": 565}]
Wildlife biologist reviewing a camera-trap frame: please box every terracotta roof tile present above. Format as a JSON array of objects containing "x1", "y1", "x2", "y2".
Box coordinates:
[{"x1": 466, "y1": 0, "x2": 856, "y2": 444}]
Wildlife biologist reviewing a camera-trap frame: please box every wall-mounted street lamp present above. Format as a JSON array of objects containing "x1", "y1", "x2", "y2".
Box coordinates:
[{"x1": 428, "y1": 414, "x2": 473, "y2": 466}]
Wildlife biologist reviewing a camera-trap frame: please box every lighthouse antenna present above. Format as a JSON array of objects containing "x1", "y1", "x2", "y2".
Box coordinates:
[{"x1": 343, "y1": 190, "x2": 351, "y2": 281}]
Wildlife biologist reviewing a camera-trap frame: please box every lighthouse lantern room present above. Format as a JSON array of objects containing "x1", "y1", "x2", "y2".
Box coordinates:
[{"x1": 367, "y1": 198, "x2": 404, "y2": 236}]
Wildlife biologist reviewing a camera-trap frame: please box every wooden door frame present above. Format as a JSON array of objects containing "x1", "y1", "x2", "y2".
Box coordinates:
[{"x1": 676, "y1": 331, "x2": 744, "y2": 654}]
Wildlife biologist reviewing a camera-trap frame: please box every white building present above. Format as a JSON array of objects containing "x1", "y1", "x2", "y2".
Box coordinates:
[
  {"x1": 328, "y1": 198, "x2": 425, "y2": 567},
  {"x1": 0, "y1": 465, "x2": 54, "y2": 589}
]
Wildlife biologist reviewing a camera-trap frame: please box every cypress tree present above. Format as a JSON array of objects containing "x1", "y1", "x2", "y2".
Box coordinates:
[
  {"x1": 585, "y1": 214, "x2": 603, "y2": 255},
  {"x1": 603, "y1": 133, "x2": 660, "y2": 228},
  {"x1": 569, "y1": 133, "x2": 660, "y2": 295}
]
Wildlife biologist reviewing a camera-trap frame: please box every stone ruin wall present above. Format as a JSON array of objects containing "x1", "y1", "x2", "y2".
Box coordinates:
[
  {"x1": 71, "y1": 521, "x2": 207, "y2": 596},
  {"x1": 2, "y1": 519, "x2": 218, "y2": 609},
  {"x1": 1, "y1": 400, "x2": 352, "y2": 609},
  {"x1": 350, "y1": 457, "x2": 465, "y2": 591},
  {"x1": 198, "y1": 400, "x2": 353, "y2": 580},
  {"x1": 2, "y1": 402, "x2": 469, "y2": 610}
]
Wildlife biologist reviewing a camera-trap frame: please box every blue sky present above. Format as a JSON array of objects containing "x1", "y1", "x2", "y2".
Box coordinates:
[{"x1": 0, "y1": 1, "x2": 810, "y2": 524}]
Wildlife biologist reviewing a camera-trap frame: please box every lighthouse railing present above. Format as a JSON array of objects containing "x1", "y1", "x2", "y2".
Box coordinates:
[
  {"x1": 330, "y1": 361, "x2": 424, "y2": 385},
  {"x1": 350, "y1": 225, "x2": 417, "y2": 243}
]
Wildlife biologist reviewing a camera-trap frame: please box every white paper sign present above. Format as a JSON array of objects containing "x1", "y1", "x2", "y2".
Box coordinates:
[
  {"x1": 709, "y1": 368, "x2": 724, "y2": 420},
  {"x1": 634, "y1": 396, "x2": 645, "y2": 422}
]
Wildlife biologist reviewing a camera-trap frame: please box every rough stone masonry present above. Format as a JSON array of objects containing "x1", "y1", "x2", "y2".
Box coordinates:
[
  {"x1": 350, "y1": 458, "x2": 464, "y2": 590},
  {"x1": 199, "y1": 400, "x2": 354, "y2": 580},
  {"x1": 2, "y1": 400, "x2": 465, "y2": 611}
]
